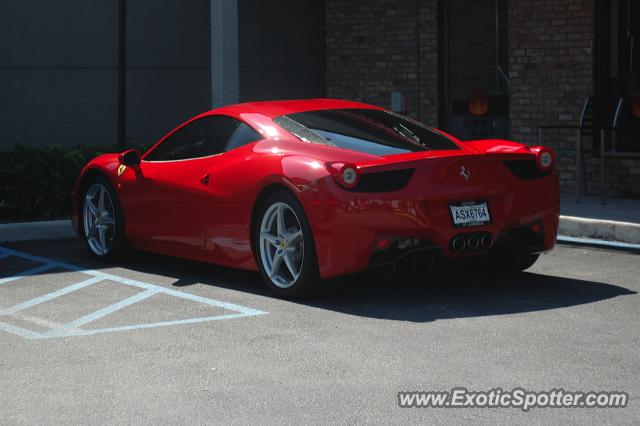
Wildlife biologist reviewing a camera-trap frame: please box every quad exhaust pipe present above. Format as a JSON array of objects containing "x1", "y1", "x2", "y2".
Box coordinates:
[
  {"x1": 452, "y1": 236, "x2": 466, "y2": 252},
  {"x1": 467, "y1": 235, "x2": 480, "y2": 250},
  {"x1": 481, "y1": 233, "x2": 493, "y2": 249},
  {"x1": 450, "y1": 232, "x2": 493, "y2": 253}
]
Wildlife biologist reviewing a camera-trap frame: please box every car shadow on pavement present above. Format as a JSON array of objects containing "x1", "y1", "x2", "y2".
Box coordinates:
[
  {"x1": 97, "y1": 246, "x2": 637, "y2": 323},
  {"x1": 305, "y1": 269, "x2": 637, "y2": 322},
  {"x1": 4, "y1": 239, "x2": 636, "y2": 323}
]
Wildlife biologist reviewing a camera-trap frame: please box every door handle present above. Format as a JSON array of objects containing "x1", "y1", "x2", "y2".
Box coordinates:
[{"x1": 200, "y1": 173, "x2": 210, "y2": 185}]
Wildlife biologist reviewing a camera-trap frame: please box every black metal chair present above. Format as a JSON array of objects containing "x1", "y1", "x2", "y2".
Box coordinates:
[
  {"x1": 600, "y1": 97, "x2": 640, "y2": 203},
  {"x1": 539, "y1": 97, "x2": 594, "y2": 202}
]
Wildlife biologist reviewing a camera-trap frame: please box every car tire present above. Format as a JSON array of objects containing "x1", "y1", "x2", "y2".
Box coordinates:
[
  {"x1": 254, "y1": 191, "x2": 319, "y2": 298},
  {"x1": 486, "y1": 246, "x2": 540, "y2": 275},
  {"x1": 81, "y1": 176, "x2": 128, "y2": 259},
  {"x1": 512, "y1": 252, "x2": 540, "y2": 272}
]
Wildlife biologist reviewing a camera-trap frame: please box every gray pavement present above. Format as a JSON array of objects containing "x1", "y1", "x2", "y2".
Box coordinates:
[{"x1": 0, "y1": 239, "x2": 639, "y2": 425}]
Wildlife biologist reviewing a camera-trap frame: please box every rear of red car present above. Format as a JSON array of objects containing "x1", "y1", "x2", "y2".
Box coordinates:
[
  {"x1": 305, "y1": 151, "x2": 558, "y2": 278},
  {"x1": 274, "y1": 107, "x2": 559, "y2": 279}
]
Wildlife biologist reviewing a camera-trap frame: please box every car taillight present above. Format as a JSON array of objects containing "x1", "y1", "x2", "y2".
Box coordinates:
[
  {"x1": 529, "y1": 146, "x2": 556, "y2": 172},
  {"x1": 326, "y1": 162, "x2": 360, "y2": 189}
]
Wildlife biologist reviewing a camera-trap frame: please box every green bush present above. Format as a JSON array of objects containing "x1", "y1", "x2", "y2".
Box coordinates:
[{"x1": 0, "y1": 144, "x2": 146, "y2": 222}]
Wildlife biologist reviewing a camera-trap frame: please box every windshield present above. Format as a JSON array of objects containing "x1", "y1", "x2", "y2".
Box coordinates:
[{"x1": 274, "y1": 108, "x2": 459, "y2": 156}]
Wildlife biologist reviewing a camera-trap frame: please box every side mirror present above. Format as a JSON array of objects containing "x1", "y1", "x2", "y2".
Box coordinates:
[{"x1": 119, "y1": 148, "x2": 141, "y2": 167}]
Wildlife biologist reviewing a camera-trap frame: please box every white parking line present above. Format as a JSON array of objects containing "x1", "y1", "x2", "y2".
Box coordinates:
[
  {"x1": 0, "y1": 276, "x2": 103, "y2": 316},
  {"x1": 0, "y1": 321, "x2": 43, "y2": 340},
  {"x1": 0, "y1": 264, "x2": 57, "y2": 285},
  {"x1": 0, "y1": 245, "x2": 268, "y2": 340},
  {"x1": 11, "y1": 313, "x2": 82, "y2": 333},
  {"x1": 72, "y1": 312, "x2": 257, "y2": 337},
  {"x1": 43, "y1": 288, "x2": 160, "y2": 338}
]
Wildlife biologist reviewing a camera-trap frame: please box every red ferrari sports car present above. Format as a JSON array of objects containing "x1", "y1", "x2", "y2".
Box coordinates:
[{"x1": 72, "y1": 99, "x2": 559, "y2": 297}]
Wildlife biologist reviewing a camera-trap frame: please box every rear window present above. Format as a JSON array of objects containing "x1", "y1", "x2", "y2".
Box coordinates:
[{"x1": 274, "y1": 108, "x2": 459, "y2": 156}]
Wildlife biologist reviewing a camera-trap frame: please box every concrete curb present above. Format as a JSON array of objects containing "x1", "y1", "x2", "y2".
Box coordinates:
[
  {"x1": 559, "y1": 215, "x2": 640, "y2": 245},
  {"x1": 0, "y1": 220, "x2": 75, "y2": 243},
  {"x1": 557, "y1": 235, "x2": 640, "y2": 251},
  {"x1": 0, "y1": 216, "x2": 638, "y2": 247}
]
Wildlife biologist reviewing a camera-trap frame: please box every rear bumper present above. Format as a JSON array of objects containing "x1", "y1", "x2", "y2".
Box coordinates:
[{"x1": 302, "y1": 173, "x2": 559, "y2": 279}]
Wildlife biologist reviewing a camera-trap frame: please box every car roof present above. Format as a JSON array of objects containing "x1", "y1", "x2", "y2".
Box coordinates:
[{"x1": 206, "y1": 98, "x2": 383, "y2": 119}]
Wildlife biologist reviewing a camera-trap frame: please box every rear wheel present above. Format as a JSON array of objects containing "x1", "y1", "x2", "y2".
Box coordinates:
[
  {"x1": 487, "y1": 246, "x2": 540, "y2": 274},
  {"x1": 81, "y1": 177, "x2": 128, "y2": 259},
  {"x1": 255, "y1": 191, "x2": 319, "y2": 298},
  {"x1": 511, "y1": 252, "x2": 540, "y2": 272}
]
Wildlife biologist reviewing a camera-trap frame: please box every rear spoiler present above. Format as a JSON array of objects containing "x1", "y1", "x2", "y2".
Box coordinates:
[{"x1": 355, "y1": 151, "x2": 535, "y2": 174}]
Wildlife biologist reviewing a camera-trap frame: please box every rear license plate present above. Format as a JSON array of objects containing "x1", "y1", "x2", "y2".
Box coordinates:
[{"x1": 449, "y1": 201, "x2": 491, "y2": 227}]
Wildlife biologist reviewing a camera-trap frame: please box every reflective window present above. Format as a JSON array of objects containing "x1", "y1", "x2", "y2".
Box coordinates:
[
  {"x1": 275, "y1": 109, "x2": 459, "y2": 156},
  {"x1": 145, "y1": 115, "x2": 262, "y2": 161}
]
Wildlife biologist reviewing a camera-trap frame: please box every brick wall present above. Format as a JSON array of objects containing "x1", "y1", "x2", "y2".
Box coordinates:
[
  {"x1": 325, "y1": 0, "x2": 438, "y2": 125},
  {"x1": 326, "y1": 0, "x2": 640, "y2": 197},
  {"x1": 509, "y1": 0, "x2": 640, "y2": 197},
  {"x1": 508, "y1": 0, "x2": 594, "y2": 193}
]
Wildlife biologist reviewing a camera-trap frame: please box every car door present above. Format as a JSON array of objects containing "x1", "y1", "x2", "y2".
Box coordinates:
[{"x1": 119, "y1": 115, "x2": 238, "y2": 256}]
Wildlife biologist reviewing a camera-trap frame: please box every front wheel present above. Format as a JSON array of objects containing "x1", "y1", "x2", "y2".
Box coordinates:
[
  {"x1": 81, "y1": 177, "x2": 128, "y2": 259},
  {"x1": 254, "y1": 191, "x2": 319, "y2": 298}
]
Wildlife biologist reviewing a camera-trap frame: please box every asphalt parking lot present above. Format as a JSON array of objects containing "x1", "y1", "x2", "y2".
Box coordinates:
[{"x1": 0, "y1": 239, "x2": 638, "y2": 424}]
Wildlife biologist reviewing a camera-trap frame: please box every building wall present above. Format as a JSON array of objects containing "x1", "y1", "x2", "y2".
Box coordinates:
[
  {"x1": 0, "y1": 0, "x2": 119, "y2": 147},
  {"x1": 447, "y1": 0, "x2": 502, "y2": 102},
  {"x1": 508, "y1": 0, "x2": 594, "y2": 193},
  {"x1": 325, "y1": 0, "x2": 639, "y2": 197},
  {"x1": 126, "y1": 0, "x2": 211, "y2": 146},
  {"x1": 325, "y1": 0, "x2": 439, "y2": 125},
  {"x1": 239, "y1": 0, "x2": 325, "y2": 102},
  {"x1": 0, "y1": 0, "x2": 210, "y2": 148},
  {"x1": 443, "y1": 0, "x2": 510, "y2": 140},
  {"x1": 509, "y1": 0, "x2": 640, "y2": 197}
]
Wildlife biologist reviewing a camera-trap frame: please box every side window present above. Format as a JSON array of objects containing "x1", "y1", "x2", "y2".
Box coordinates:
[
  {"x1": 144, "y1": 123, "x2": 197, "y2": 162},
  {"x1": 145, "y1": 115, "x2": 260, "y2": 162},
  {"x1": 224, "y1": 123, "x2": 262, "y2": 152}
]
